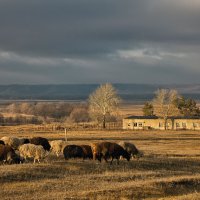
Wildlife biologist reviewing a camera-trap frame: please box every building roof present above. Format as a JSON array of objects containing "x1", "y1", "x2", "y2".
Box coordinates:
[
  {"x1": 124, "y1": 115, "x2": 200, "y2": 120},
  {"x1": 172, "y1": 116, "x2": 200, "y2": 119},
  {"x1": 124, "y1": 115, "x2": 158, "y2": 119}
]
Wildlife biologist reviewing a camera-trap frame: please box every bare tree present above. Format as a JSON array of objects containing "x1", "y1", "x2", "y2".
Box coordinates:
[
  {"x1": 152, "y1": 89, "x2": 180, "y2": 130},
  {"x1": 88, "y1": 83, "x2": 121, "y2": 128}
]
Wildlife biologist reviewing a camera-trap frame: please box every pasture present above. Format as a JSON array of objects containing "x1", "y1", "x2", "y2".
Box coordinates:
[{"x1": 1, "y1": 127, "x2": 200, "y2": 199}]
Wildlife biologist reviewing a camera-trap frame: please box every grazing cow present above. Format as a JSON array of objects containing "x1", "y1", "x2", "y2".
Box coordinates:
[
  {"x1": 1, "y1": 136, "x2": 29, "y2": 150},
  {"x1": 19, "y1": 144, "x2": 48, "y2": 163},
  {"x1": 91, "y1": 142, "x2": 130, "y2": 165},
  {"x1": 0, "y1": 144, "x2": 21, "y2": 164},
  {"x1": 80, "y1": 145, "x2": 93, "y2": 160},
  {"x1": 63, "y1": 145, "x2": 84, "y2": 160},
  {"x1": 0, "y1": 140, "x2": 5, "y2": 145},
  {"x1": 6, "y1": 151, "x2": 21, "y2": 164},
  {"x1": 49, "y1": 140, "x2": 67, "y2": 157},
  {"x1": 118, "y1": 141, "x2": 143, "y2": 159},
  {"x1": 29, "y1": 137, "x2": 51, "y2": 151}
]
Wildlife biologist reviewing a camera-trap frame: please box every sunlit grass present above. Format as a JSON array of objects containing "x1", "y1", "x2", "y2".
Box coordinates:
[{"x1": 1, "y1": 125, "x2": 200, "y2": 199}]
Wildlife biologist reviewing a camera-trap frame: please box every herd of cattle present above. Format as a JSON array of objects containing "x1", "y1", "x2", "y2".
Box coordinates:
[{"x1": 0, "y1": 136, "x2": 143, "y2": 165}]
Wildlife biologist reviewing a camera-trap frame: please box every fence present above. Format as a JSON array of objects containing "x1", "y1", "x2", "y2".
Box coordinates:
[{"x1": 0, "y1": 121, "x2": 123, "y2": 131}]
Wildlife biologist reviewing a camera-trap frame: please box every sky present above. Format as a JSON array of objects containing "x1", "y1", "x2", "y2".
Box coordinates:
[{"x1": 0, "y1": 0, "x2": 200, "y2": 84}]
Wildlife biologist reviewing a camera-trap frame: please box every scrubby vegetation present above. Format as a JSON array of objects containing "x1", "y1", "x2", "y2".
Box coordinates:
[
  {"x1": 0, "y1": 113, "x2": 42, "y2": 125},
  {"x1": 0, "y1": 102, "x2": 91, "y2": 125},
  {"x1": 0, "y1": 101, "x2": 120, "y2": 127}
]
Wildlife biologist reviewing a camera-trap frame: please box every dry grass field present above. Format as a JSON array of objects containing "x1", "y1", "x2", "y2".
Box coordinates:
[
  {"x1": 1, "y1": 104, "x2": 200, "y2": 199},
  {"x1": 1, "y1": 127, "x2": 200, "y2": 200}
]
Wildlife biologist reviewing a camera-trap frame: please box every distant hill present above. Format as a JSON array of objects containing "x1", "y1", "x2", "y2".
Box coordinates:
[{"x1": 0, "y1": 84, "x2": 199, "y2": 102}]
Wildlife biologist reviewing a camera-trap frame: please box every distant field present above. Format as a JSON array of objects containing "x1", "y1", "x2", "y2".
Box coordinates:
[
  {"x1": 119, "y1": 103, "x2": 143, "y2": 117},
  {"x1": 1, "y1": 126, "x2": 200, "y2": 199}
]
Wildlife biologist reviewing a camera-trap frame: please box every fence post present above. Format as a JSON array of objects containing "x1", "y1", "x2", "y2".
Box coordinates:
[{"x1": 65, "y1": 128, "x2": 67, "y2": 141}]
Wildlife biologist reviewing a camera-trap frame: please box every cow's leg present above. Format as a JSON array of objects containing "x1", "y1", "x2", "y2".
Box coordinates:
[
  {"x1": 95, "y1": 153, "x2": 102, "y2": 163},
  {"x1": 93, "y1": 153, "x2": 96, "y2": 160},
  {"x1": 110, "y1": 157, "x2": 114, "y2": 165},
  {"x1": 104, "y1": 156, "x2": 108, "y2": 163},
  {"x1": 98, "y1": 156, "x2": 101, "y2": 163}
]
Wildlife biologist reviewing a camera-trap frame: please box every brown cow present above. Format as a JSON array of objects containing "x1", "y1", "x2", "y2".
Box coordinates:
[
  {"x1": 0, "y1": 144, "x2": 21, "y2": 164},
  {"x1": 80, "y1": 145, "x2": 93, "y2": 160},
  {"x1": 91, "y1": 142, "x2": 130, "y2": 165}
]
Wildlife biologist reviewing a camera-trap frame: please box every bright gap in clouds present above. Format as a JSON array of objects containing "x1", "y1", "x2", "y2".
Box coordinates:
[{"x1": 116, "y1": 48, "x2": 185, "y2": 64}]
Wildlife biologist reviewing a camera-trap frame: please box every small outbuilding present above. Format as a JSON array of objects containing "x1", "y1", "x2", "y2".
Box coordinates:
[{"x1": 123, "y1": 115, "x2": 200, "y2": 130}]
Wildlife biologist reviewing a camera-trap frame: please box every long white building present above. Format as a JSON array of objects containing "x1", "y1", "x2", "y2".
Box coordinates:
[{"x1": 123, "y1": 116, "x2": 200, "y2": 130}]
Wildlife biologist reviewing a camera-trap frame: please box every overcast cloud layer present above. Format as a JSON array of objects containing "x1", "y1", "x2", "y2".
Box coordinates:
[{"x1": 0, "y1": 0, "x2": 200, "y2": 84}]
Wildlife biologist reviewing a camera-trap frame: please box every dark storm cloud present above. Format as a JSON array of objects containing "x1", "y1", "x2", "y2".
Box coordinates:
[
  {"x1": 0, "y1": 0, "x2": 136, "y2": 57},
  {"x1": 0, "y1": 0, "x2": 200, "y2": 57},
  {"x1": 0, "y1": 0, "x2": 200, "y2": 84}
]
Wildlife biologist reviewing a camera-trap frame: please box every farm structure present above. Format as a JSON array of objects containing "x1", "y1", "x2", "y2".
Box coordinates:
[{"x1": 123, "y1": 115, "x2": 200, "y2": 130}]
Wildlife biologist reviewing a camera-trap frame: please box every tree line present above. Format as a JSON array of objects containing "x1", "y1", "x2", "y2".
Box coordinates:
[
  {"x1": 2, "y1": 102, "x2": 90, "y2": 124},
  {"x1": 0, "y1": 84, "x2": 199, "y2": 128},
  {"x1": 0, "y1": 84, "x2": 120, "y2": 126}
]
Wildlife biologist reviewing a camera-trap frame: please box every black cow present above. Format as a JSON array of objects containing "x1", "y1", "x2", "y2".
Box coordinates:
[
  {"x1": 63, "y1": 145, "x2": 84, "y2": 160},
  {"x1": 29, "y1": 137, "x2": 51, "y2": 151},
  {"x1": 80, "y1": 145, "x2": 93, "y2": 160}
]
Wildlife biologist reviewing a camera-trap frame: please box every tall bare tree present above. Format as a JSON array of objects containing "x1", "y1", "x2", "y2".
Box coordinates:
[
  {"x1": 88, "y1": 83, "x2": 121, "y2": 128},
  {"x1": 152, "y1": 89, "x2": 180, "y2": 130}
]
